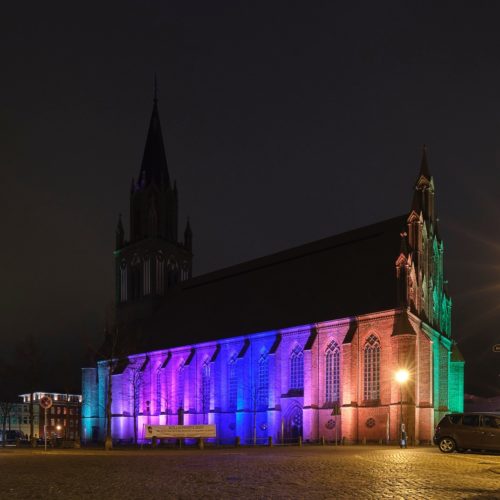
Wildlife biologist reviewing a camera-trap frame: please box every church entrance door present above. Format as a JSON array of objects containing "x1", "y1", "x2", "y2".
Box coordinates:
[{"x1": 285, "y1": 405, "x2": 303, "y2": 443}]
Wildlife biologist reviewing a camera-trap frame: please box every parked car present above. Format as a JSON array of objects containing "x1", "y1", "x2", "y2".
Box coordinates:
[
  {"x1": 0, "y1": 430, "x2": 26, "y2": 445},
  {"x1": 434, "y1": 412, "x2": 500, "y2": 453}
]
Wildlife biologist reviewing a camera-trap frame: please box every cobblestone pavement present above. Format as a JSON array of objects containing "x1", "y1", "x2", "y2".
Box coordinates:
[{"x1": 0, "y1": 445, "x2": 499, "y2": 499}]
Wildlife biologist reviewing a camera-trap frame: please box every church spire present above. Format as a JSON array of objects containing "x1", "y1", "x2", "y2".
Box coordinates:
[
  {"x1": 184, "y1": 217, "x2": 193, "y2": 252},
  {"x1": 115, "y1": 213, "x2": 124, "y2": 249},
  {"x1": 138, "y1": 79, "x2": 170, "y2": 188},
  {"x1": 418, "y1": 144, "x2": 431, "y2": 182}
]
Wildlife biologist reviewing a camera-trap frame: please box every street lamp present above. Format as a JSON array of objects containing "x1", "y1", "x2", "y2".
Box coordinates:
[{"x1": 395, "y1": 369, "x2": 409, "y2": 448}]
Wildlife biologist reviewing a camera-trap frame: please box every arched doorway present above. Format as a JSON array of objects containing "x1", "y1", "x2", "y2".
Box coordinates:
[{"x1": 285, "y1": 405, "x2": 303, "y2": 443}]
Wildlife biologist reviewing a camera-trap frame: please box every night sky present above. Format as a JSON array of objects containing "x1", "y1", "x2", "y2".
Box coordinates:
[{"x1": 1, "y1": 1, "x2": 499, "y2": 396}]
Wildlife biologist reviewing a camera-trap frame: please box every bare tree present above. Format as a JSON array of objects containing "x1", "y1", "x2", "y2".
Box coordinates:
[
  {"x1": 0, "y1": 401, "x2": 14, "y2": 447},
  {"x1": 128, "y1": 360, "x2": 145, "y2": 446},
  {"x1": 16, "y1": 335, "x2": 41, "y2": 446},
  {"x1": 103, "y1": 329, "x2": 121, "y2": 451},
  {"x1": 0, "y1": 356, "x2": 21, "y2": 447}
]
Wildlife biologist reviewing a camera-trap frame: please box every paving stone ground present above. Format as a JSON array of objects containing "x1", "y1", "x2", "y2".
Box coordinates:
[{"x1": 0, "y1": 445, "x2": 499, "y2": 499}]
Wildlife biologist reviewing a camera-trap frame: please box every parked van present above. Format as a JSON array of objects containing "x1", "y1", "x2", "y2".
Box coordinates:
[{"x1": 434, "y1": 413, "x2": 500, "y2": 453}]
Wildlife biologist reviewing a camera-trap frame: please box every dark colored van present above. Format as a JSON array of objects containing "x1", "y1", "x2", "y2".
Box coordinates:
[{"x1": 434, "y1": 413, "x2": 500, "y2": 453}]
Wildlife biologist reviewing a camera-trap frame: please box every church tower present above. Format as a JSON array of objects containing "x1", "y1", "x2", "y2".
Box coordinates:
[
  {"x1": 395, "y1": 146, "x2": 451, "y2": 337},
  {"x1": 114, "y1": 87, "x2": 193, "y2": 316}
]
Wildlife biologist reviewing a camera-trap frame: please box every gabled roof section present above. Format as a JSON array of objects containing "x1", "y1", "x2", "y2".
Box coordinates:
[
  {"x1": 451, "y1": 343, "x2": 465, "y2": 362},
  {"x1": 117, "y1": 214, "x2": 408, "y2": 354},
  {"x1": 238, "y1": 339, "x2": 250, "y2": 358},
  {"x1": 269, "y1": 334, "x2": 281, "y2": 354},
  {"x1": 160, "y1": 352, "x2": 171, "y2": 369},
  {"x1": 304, "y1": 327, "x2": 318, "y2": 351},
  {"x1": 112, "y1": 358, "x2": 130, "y2": 375},
  {"x1": 391, "y1": 310, "x2": 418, "y2": 336},
  {"x1": 138, "y1": 99, "x2": 170, "y2": 188},
  {"x1": 184, "y1": 348, "x2": 195, "y2": 366},
  {"x1": 139, "y1": 356, "x2": 150, "y2": 372},
  {"x1": 210, "y1": 344, "x2": 221, "y2": 362}
]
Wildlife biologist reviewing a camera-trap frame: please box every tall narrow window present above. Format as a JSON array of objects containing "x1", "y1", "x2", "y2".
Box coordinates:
[
  {"x1": 120, "y1": 261, "x2": 127, "y2": 302},
  {"x1": 156, "y1": 254, "x2": 165, "y2": 294},
  {"x1": 290, "y1": 345, "x2": 304, "y2": 390},
  {"x1": 257, "y1": 350, "x2": 269, "y2": 409},
  {"x1": 143, "y1": 257, "x2": 151, "y2": 296},
  {"x1": 228, "y1": 355, "x2": 237, "y2": 411},
  {"x1": 167, "y1": 258, "x2": 178, "y2": 288},
  {"x1": 325, "y1": 340, "x2": 340, "y2": 403},
  {"x1": 130, "y1": 255, "x2": 141, "y2": 299},
  {"x1": 177, "y1": 361, "x2": 185, "y2": 410},
  {"x1": 156, "y1": 368, "x2": 162, "y2": 415},
  {"x1": 202, "y1": 359, "x2": 210, "y2": 419},
  {"x1": 363, "y1": 334, "x2": 381, "y2": 401}
]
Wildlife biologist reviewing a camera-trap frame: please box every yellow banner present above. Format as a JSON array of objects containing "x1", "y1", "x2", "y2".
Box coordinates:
[{"x1": 144, "y1": 424, "x2": 216, "y2": 438}]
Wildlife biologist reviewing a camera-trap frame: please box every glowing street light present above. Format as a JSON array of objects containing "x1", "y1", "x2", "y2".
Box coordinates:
[
  {"x1": 395, "y1": 369, "x2": 409, "y2": 384},
  {"x1": 395, "y1": 369, "x2": 409, "y2": 448}
]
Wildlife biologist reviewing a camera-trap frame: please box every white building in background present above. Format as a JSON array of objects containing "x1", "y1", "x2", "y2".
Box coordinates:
[
  {"x1": 1, "y1": 403, "x2": 40, "y2": 438},
  {"x1": 19, "y1": 392, "x2": 82, "y2": 440}
]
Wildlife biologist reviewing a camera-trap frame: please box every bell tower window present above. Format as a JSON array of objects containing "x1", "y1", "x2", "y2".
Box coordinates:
[{"x1": 120, "y1": 261, "x2": 128, "y2": 302}]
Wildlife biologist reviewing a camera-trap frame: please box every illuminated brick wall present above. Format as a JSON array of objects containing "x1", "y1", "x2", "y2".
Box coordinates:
[{"x1": 82, "y1": 308, "x2": 462, "y2": 445}]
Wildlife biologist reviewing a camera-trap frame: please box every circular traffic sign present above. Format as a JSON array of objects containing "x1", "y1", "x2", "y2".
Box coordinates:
[{"x1": 40, "y1": 395, "x2": 53, "y2": 409}]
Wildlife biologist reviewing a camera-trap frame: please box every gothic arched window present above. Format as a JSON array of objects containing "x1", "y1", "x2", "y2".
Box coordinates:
[
  {"x1": 143, "y1": 257, "x2": 151, "y2": 296},
  {"x1": 167, "y1": 257, "x2": 178, "y2": 288},
  {"x1": 228, "y1": 355, "x2": 237, "y2": 411},
  {"x1": 130, "y1": 255, "x2": 141, "y2": 299},
  {"x1": 290, "y1": 345, "x2": 304, "y2": 390},
  {"x1": 177, "y1": 361, "x2": 185, "y2": 410},
  {"x1": 156, "y1": 254, "x2": 165, "y2": 294},
  {"x1": 120, "y1": 261, "x2": 127, "y2": 302},
  {"x1": 325, "y1": 340, "x2": 340, "y2": 403},
  {"x1": 156, "y1": 368, "x2": 162, "y2": 415},
  {"x1": 257, "y1": 350, "x2": 269, "y2": 409},
  {"x1": 363, "y1": 334, "x2": 380, "y2": 401},
  {"x1": 202, "y1": 359, "x2": 210, "y2": 420}
]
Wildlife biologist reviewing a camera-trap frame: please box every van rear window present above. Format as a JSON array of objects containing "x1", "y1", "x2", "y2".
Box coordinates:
[
  {"x1": 462, "y1": 415, "x2": 480, "y2": 427},
  {"x1": 448, "y1": 414, "x2": 462, "y2": 425}
]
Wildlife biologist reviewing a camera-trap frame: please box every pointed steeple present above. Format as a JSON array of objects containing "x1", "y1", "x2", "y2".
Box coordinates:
[
  {"x1": 116, "y1": 213, "x2": 125, "y2": 249},
  {"x1": 418, "y1": 144, "x2": 432, "y2": 182},
  {"x1": 184, "y1": 217, "x2": 192, "y2": 252},
  {"x1": 138, "y1": 79, "x2": 170, "y2": 188}
]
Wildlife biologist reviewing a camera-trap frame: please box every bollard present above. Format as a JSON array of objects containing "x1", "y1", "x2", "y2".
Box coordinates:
[
  {"x1": 321, "y1": 436, "x2": 325, "y2": 446},
  {"x1": 268, "y1": 436, "x2": 273, "y2": 447},
  {"x1": 235, "y1": 436, "x2": 240, "y2": 447},
  {"x1": 298, "y1": 436, "x2": 302, "y2": 447},
  {"x1": 198, "y1": 438, "x2": 204, "y2": 450},
  {"x1": 152, "y1": 436, "x2": 158, "y2": 448},
  {"x1": 362, "y1": 437, "x2": 366, "y2": 445}
]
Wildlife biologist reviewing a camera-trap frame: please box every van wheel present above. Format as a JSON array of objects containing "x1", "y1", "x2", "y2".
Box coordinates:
[{"x1": 438, "y1": 437, "x2": 456, "y2": 453}]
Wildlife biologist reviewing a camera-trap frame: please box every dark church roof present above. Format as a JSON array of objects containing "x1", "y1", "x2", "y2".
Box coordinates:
[{"x1": 121, "y1": 214, "x2": 407, "y2": 354}]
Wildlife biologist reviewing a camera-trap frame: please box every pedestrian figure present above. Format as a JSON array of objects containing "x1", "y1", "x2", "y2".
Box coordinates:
[{"x1": 400, "y1": 423, "x2": 407, "y2": 449}]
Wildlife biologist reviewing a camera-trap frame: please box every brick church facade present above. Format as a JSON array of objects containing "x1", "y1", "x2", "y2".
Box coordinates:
[{"x1": 82, "y1": 95, "x2": 464, "y2": 445}]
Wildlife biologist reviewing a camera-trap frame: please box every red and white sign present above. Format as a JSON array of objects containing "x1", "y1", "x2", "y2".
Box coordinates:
[{"x1": 40, "y1": 395, "x2": 53, "y2": 409}]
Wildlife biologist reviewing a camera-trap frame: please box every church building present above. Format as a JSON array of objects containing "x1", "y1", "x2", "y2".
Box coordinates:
[{"x1": 82, "y1": 95, "x2": 464, "y2": 445}]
